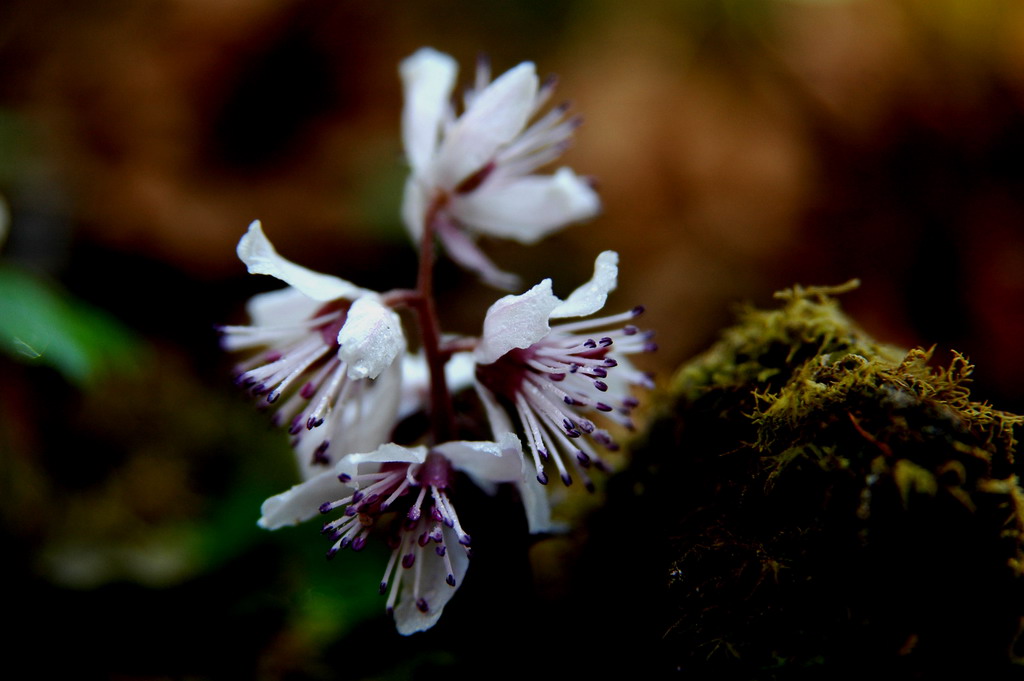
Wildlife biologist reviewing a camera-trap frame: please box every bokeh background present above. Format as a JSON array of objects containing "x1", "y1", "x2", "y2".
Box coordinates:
[{"x1": 3, "y1": 0, "x2": 1024, "y2": 678}]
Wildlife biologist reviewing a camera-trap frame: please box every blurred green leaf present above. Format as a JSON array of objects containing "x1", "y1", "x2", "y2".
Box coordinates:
[{"x1": 0, "y1": 264, "x2": 143, "y2": 384}]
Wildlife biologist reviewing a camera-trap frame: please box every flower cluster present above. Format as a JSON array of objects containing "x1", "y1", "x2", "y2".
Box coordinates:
[{"x1": 221, "y1": 48, "x2": 653, "y2": 635}]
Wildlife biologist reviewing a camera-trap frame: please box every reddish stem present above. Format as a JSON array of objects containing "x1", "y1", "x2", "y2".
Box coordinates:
[{"x1": 414, "y1": 197, "x2": 457, "y2": 443}]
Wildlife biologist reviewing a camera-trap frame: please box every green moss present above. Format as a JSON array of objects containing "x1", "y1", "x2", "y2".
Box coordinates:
[{"x1": 624, "y1": 281, "x2": 1024, "y2": 677}]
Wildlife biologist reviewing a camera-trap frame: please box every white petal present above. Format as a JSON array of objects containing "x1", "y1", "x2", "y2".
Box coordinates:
[
  {"x1": 337, "y1": 296, "x2": 405, "y2": 380},
  {"x1": 475, "y1": 279, "x2": 560, "y2": 364},
  {"x1": 435, "y1": 434, "x2": 523, "y2": 487},
  {"x1": 401, "y1": 176, "x2": 428, "y2": 243},
  {"x1": 434, "y1": 213, "x2": 520, "y2": 291},
  {"x1": 517, "y1": 476, "x2": 560, "y2": 535},
  {"x1": 243, "y1": 286, "x2": 322, "y2": 328},
  {"x1": 394, "y1": 524, "x2": 469, "y2": 635},
  {"x1": 401, "y1": 48, "x2": 458, "y2": 174},
  {"x1": 344, "y1": 442, "x2": 429, "y2": 472},
  {"x1": 294, "y1": 356, "x2": 404, "y2": 481},
  {"x1": 258, "y1": 465, "x2": 351, "y2": 530},
  {"x1": 237, "y1": 221, "x2": 368, "y2": 301},
  {"x1": 450, "y1": 167, "x2": 601, "y2": 244},
  {"x1": 398, "y1": 351, "x2": 476, "y2": 420},
  {"x1": 551, "y1": 250, "x2": 619, "y2": 318},
  {"x1": 433, "y1": 62, "x2": 538, "y2": 189}
]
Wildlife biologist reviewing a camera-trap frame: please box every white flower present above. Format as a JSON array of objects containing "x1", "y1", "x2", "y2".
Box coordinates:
[
  {"x1": 400, "y1": 47, "x2": 601, "y2": 289},
  {"x1": 221, "y1": 221, "x2": 406, "y2": 479},
  {"x1": 257, "y1": 434, "x2": 542, "y2": 635},
  {"x1": 474, "y1": 251, "x2": 655, "y2": 489}
]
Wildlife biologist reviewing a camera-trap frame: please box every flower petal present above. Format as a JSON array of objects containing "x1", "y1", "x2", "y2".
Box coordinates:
[
  {"x1": 401, "y1": 48, "x2": 458, "y2": 175},
  {"x1": 551, "y1": 250, "x2": 619, "y2": 318},
  {"x1": 435, "y1": 434, "x2": 523, "y2": 488},
  {"x1": 400, "y1": 176, "x2": 428, "y2": 243},
  {"x1": 475, "y1": 279, "x2": 561, "y2": 364},
  {"x1": 393, "y1": 523, "x2": 470, "y2": 635},
  {"x1": 243, "y1": 286, "x2": 323, "y2": 328},
  {"x1": 237, "y1": 221, "x2": 369, "y2": 301},
  {"x1": 258, "y1": 465, "x2": 352, "y2": 530},
  {"x1": 450, "y1": 167, "x2": 600, "y2": 244},
  {"x1": 435, "y1": 212, "x2": 520, "y2": 291},
  {"x1": 433, "y1": 62, "x2": 538, "y2": 189},
  {"x1": 337, "y1": 296, "x2": 405, "y2": 380}
]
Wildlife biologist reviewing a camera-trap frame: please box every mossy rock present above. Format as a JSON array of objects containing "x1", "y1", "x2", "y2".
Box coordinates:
[{"x1": 619, "y1": 282, "x2": 1024, "y2": 678}]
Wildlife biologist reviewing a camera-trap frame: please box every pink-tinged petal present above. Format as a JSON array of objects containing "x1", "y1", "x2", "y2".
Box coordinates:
[
  {"x1": 435, "y1": 212, "x2": 520, "y2": 291},
  {"x1": 258, "y1": 466, "x2": 352, "y2": 530},
  {"x1": 337, "y1": 296, "x2": 405, "y2": 380},
  {"x1": 237, "y1": 221, "x2": 368, "y2": 301},
  {"x1": 551, "y1": 250, "x2": 619, "y2": 318},
  {"x1": 393, "y1": 523, "x2": 469, "y2": 635},
  {"x1": 433, "y1": 62, "x2": 538, "y2": 189},
  {"x1": 400, "y1": 48, "x2": 458, "y2": 174},
  {"x1": 450, "y1": 167, "x2": 601, "y2": 244},
  {"x1": 475, "y1": 279, "x2": 561, "y2": 364}
]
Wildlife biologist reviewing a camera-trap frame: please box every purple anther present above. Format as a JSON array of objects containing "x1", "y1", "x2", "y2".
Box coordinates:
[
  {"x1": 539, "y1": 448, "x2": 550, "y2": 461},
  {"x1": 307, "y1": 416, "x2": 324, "y2": 430},
  {"x1": 266, "y1": 390, "x2": 280, "y2": 404},
  {"x1": 300, "y1": 382, "x2": 316, "y2": 399},
  {"x1": 446, "y1": 574, "x2": 457, "y2": 587},
  {"x1": 596, "y1": 402, "x2": 613, "y2": 412},
  {"x1": 566, "y1": 429, "x2": 581, "y2": 438},
  {"x1": 561, "y1": 472, "x2": 573, "y2": 486},
  {"x1": 407, "y1": 506, "x2": 421, "y2": 522},
  {"x1": 631, "y1": 305, "x2": 645, "y2": 316},
  {"x1": 604, "y1": 358, "x2": 618, "y2": 367},
  {"x1": 362, "y1": 494, "x2": 379, "y2": 506},
  {"x1": 416, "y1": 598, "x2": 429, "y2": 613},
  {"x1": 326, "y1": 547, "x2": 339, "y2": 559},
  {"x1": 623, "y1": 325, "x2": 638, "y2": 336},
  {"x1": 537, "y1": 470, "x2": 549, "y2": 485},
  {"x1": 436, "y1": 545, "x2": 447, "y2": 557},
  {"x1": 458, "y1": 533, "x2": 472, "y2": 546},
  {"x1": 251, "y1": 383, "x2": 267, "y2": 395},
  {"x1": 592, "y1": 367, "x2": 608, "y2": 378},
  {"x1": 549, "y1": 373, "x2": 566, "y2": 382},
  {"x1": 431, "y1": 506, "x2": 444, "y2": 523},
  {"x1": 338, "y1": 473, "x2": 352, "y2": 483},
  {"x1": 577, "y1": 451, "x2": 591, "y2": 467},
  {"x1": 320, "y1": 522, "x2": 334, "y2": 535},
  {"x1": 563, "y1": 418, "x2": 575, "y2": 431},
  {"x1": 418, "y1": 532, "x2": 430, "y2": 547},
  {"x1": 264, "y1": 351, "x2": 283, "y2": 363},
  {"x1": 318, "y1": 502, "x2": 333, "y2": 514},
  {"x1": 402, "y1": 553, "x2": 416, "y2": 569},
  {"x1": 344, "y1": 506, "x2": 358, "y2": 517},
  {"x1": 379, "y1": 581, "x2": 388, "y2": 595},
  {"x1": 623, "y1": 397, "x2": 640, "y2": 408},
  {"x1": 584, "y1": 339, "x2": 597, "y2": 349},
  {"x1": 594, "y1": 380, "x2": 608, "y2": 392},
  {"x1": 599, "y1": 337, "x2": 613, "y2": 347},
  {"x1": 352, "y1": 536, "x2": 367, "y2": 551},
  {"x1": 584, "y1": 480, "x2": 596, "y2": 493},
  {"x1": 569, "y1": 363, "x2": 580, "y2": 373},
  {"x1": 644, "y1": 342, "x2": 659, "y2": 353},
  {"x1": 351, "y1": 491, "x2": 364, "y2": 503},
  {"x1": 339, "y1": 537, "x2": 351, "y2": 550}
]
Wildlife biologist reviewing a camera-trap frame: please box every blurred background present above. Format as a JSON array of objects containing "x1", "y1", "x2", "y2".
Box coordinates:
[{"x1": 3, "y1": 0, "x2": 1024, "y2": 678}]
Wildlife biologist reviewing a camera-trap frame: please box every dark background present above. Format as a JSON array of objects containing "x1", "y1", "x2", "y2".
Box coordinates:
[{"x1": 3, "y1": 1, "x2": 1024, "y2": 678}]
